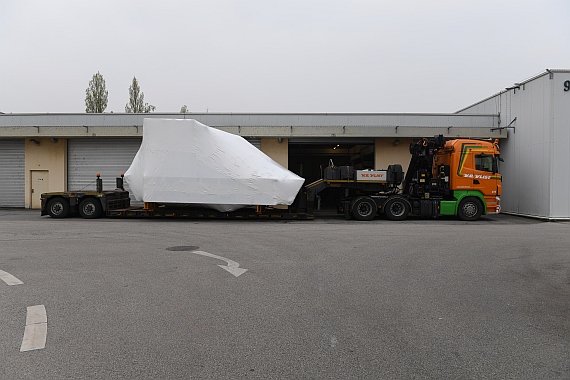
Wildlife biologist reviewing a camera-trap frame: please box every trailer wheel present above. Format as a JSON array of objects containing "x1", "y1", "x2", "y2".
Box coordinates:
[
  {"x1": 47, "y1": 197, "x2": 70, "y2": 218},
  {"x1": 79, "y1": 198, "x2": 103, "y2": 219},
  {"x1": 352, "y1": 197, "x2": 376, "y2": 221},
  {"x1": 384, "y1": 198, "x2": 409, "y2": 221},
  {"x1": 457, "y1": 197, "x2": 483, "y2": 221}
]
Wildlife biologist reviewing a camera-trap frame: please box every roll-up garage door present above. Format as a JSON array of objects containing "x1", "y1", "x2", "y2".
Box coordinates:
[
  {"x1": 0, "y1": 139, "x2": 25, "y2": 207},
  {"x1": 246, "y1": 138, "x2": 261, "y2": 149},
  {"x1": 68, "y1": 138, "x2": 142, "y2": 203}
]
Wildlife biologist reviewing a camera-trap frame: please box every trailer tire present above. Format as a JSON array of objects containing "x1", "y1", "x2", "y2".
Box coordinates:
[
  {"x1": 79, "y1": 198, "x2": 103, "y2": 219},
  {"x1": 352, "y1": 197, "x2": 376, "y2": 221},
  {"x1": 47, "y1": 197, "x2": 70, "y2": 218},
  {"x1": 457, "y1": 197, "x2": 483, "y2": 221},
  {"x1": 384, "y1": 198, "x2": 409, "y2": 221}
]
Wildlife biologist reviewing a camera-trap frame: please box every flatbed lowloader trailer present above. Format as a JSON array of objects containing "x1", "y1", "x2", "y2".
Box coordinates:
[
  {"x1": 41, "y1": 135, "x2": 501, "y2": 222},
  {"x1": 41, "y1": 175, "x2": 313, "y2": 220}
]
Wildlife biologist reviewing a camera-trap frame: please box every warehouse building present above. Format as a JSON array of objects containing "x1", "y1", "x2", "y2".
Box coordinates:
[
  {"x1": 458, "y1": 69, "x2": 570, "y2": 219},
  {"x1": 1, "y1": 69, "x2": 568, "y2": 219}
]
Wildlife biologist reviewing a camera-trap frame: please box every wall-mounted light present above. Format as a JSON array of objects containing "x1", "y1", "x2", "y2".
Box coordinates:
[
  {"x1": 278, "y1": 137, "x2": 283, "y2": 144},
  {"x1": 29, "y1": 139, "x2": 40, "y2": 146},
  {"x1": 50, "y1": 137, "x2": 58, "y2": 143},
  {"x1": 393, "y1": 139, "x2": 400, "y2": 147}
]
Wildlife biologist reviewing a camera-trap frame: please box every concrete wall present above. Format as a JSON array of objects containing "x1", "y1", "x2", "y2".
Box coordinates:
[
  {"x1": 0, "y1": 113, "x2": 501, "y2": 139},
  {"x1": 260, "y1": 138, "x2": 289, "y2": 168},
  {"x1": 24, "y1": 138, "x2": 67, "y2": 208},
  {"x1": 375, "y1": 138, "x2": 414, "y2": 173}
]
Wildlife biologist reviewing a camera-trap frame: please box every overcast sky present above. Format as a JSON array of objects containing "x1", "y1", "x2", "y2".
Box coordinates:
[{"x1": 1, "y1": 0, "x2": 568, "y2": 114}]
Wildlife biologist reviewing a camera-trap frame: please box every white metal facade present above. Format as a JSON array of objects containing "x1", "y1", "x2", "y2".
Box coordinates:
[
  {"x1": 457, "y1": 70, "x2": 570, "y2": 219},
  {"x1": 0, "y1": 139, "x2": 25, "y2": 207}
]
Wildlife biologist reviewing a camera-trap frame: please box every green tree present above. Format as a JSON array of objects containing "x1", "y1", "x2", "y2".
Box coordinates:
[
  {"x1": 180, "y1": 105, "x2": 188, "y2": 113},
  {"x1": 85, "y1": 71, "x2": 108, "y2": 113},
  {"x1": 125, "y1": 76, "x2": 155, "y2": 113}
]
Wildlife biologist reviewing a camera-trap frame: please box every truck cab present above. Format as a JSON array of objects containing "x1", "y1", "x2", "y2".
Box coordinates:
[{"x1": 439, "y1": 139, "x2": 502, "y2": 215}]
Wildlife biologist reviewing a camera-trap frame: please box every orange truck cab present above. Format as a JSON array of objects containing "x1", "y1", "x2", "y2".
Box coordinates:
[
  {"x1": 401, "y1": 136, "x2": 502, "y2": 221},
  {"x1": 438, "y1": 138, "x2": 502, "y2": 216}
]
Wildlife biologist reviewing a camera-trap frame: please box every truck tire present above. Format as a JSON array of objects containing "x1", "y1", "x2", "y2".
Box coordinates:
[
  {"x1": 47, "y1": 197, "x2": 70, "y2": 218},
  {"x1": 384, "y1": 198, "x2": 409, "y2": 221},
  {"x1": 79, "y1": 198, "x2": 103, "y2": 219},
  {"x1": 457, "y1": 197, "x2": 483, "y2": 221},
  {"x1": 352, "y1": 197, "x2": 376, "y2": 221}
]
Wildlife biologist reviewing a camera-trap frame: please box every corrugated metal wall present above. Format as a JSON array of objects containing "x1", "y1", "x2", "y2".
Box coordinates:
[
  {"x1": 246, "y1": 138, "x2": 261, "y2": 149},
  {"x1": 0, "y1": 139, "x2": 25, "y2": 207},
  {"x1": 550, "y1": 73, "x2": 570, "y2": 219},
  {"x1": 458, "y1": 72, "x2": 570, "y2": 219},
  {"x1": 68, "y1": 138, "x2": 142, "y2": 203}
]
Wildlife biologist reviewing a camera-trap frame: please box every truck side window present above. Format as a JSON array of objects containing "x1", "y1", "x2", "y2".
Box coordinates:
[{"x1": 475, "y1": 154, "x2": 493, "y2": 172}]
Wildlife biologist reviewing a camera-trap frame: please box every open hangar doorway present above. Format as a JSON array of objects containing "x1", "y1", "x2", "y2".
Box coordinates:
[{"x1": 288, "y1": 138, "x2": 375, "y2": 211}]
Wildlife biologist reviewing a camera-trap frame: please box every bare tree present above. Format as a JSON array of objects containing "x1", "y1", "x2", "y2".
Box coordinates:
[
  {"x1": 125, "y1": 77, "x2": 155, "y2": 113},
  {"x1": 85, "y1": 71, "x2": 108, "y2": 113}
]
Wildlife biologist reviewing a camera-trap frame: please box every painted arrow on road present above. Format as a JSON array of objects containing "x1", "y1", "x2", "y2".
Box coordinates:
[
  {"x1": 191, "y1": 250, "x2": 248, "y2": 277},
  {"x1": 0, "y1": 269, "x2": 24, "y2": 285}
]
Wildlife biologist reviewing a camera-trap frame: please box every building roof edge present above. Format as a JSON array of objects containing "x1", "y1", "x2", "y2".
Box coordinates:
[{"x1": 456, "y1": 68, "x2": 570, "y2": 113}]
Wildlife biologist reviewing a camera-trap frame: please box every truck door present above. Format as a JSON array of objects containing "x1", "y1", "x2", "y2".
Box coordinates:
[{"x1": 472, "y1": 153, "x2": 501, "y2": 213}]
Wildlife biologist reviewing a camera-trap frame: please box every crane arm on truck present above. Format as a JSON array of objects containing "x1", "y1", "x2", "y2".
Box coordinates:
[{"x1": 402, "y1": 135, "x2": 446, "y2": 196}]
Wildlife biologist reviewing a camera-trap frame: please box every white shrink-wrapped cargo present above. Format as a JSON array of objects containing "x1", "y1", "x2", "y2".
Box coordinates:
[{"x1": 124, "y1": 118, "x2": 304, "y2": 212}]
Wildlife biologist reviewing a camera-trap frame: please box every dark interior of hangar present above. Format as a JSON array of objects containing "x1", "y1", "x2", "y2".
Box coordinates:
[{"x1": 288, "y1": 141, "x2": 375, "y2": 210}]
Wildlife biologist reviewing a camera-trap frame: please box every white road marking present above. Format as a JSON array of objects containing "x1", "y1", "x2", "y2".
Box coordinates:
[
  {"x1": 20, "y1": 305, "x2": 47, "y2": 352},
  {"x1": 191, "y1": 250, "x2": 248, "y2": 277},
  {"x1": 0, "y1": 269, "x2": 23, "y2": 285}
]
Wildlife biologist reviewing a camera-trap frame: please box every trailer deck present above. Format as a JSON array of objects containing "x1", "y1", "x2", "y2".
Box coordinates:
[{"x1": 107, "y1": 206, "x2": 314, "y2": 220}]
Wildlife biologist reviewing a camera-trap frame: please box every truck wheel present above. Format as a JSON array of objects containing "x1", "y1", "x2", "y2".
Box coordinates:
[
  {"x1": 47, "y1": 197, "x2": 70, "y2": 218},
  {"x1": 458, "y1": 197, "x2": 483, "y2": 221},
  {"x1": 352, "y1": 197, "x2": 376, "y2": 221},
  {"x1": 79, "y1": 198, "x2": 103, "y2": 219},
  {"x1": 384, "y1": 198, "x2": 409, "y2": 221}
]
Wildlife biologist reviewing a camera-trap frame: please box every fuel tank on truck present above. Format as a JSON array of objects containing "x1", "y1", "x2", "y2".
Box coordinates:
[{"x1": 124, "y1": 118, "x2": 305, "y2": 212}]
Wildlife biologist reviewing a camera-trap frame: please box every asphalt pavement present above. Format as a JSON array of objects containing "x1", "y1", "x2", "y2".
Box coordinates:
[{"x1": 0, "y1": 209, "x2": 568, "y2": 379}]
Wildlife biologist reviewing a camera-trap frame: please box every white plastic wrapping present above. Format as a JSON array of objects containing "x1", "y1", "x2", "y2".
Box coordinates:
[{"x1": 124, "y1": 118, "x2": 304, "y2": 212}]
